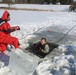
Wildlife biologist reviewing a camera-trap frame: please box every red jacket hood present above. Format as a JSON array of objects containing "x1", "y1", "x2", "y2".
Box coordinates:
[{"x1": 2, "y1": 11, "x2": 9, "y2": 20}]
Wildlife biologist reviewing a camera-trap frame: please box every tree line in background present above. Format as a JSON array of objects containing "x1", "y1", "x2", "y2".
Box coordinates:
[{"x1": 1, "y1": 0, "x2": 75, "y2": 5}]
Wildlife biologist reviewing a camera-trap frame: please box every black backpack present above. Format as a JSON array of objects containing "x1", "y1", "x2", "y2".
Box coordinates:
[{"x1": 0, "y1": 18, "x2": 4, "y2": 24}]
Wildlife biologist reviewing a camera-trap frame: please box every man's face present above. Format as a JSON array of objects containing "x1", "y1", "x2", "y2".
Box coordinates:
[
  {"x1": 41, "y1": 39, "x2": 46, "y2": 45},
  {"x1": 7, "y1": 16, "x2": 10, "y2": 21}
]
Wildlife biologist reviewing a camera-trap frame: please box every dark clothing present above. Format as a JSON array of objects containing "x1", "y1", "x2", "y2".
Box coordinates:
[
  {"x1": 34, "y1": 42, "x2": 45, "y2": 52},
  {"x1": 33, "y1": 42, "x2": 49, "y2": 57},
  {"x1": 0, "y1": 18, "x2": 4, "y2": 24}
]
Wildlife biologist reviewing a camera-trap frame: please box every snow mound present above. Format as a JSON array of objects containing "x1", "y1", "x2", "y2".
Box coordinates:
[
  {"x1": 36, "y1": 45, "x2": 76, "y2": 75},
  {"x1": 0, "y1": 66, "x2": 10, "y2": 75}
]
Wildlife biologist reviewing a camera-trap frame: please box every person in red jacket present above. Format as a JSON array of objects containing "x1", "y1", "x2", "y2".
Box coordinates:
[{"x1": 0, "y1": 11, "x2": 20, "y2": 52}]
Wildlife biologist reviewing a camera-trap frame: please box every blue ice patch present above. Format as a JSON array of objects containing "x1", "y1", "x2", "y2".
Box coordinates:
[
  {"x1": 0, "y1": 53, "x2": 10, "y2": 66},
  {"x1": 65, "y1": 45, "x2": 76, "y2": 55}
]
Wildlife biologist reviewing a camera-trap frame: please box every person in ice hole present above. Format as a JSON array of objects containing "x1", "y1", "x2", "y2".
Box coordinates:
[
  {"x1": 33, "y1": 38, "x2": 49, "y2": 56},
  {"x1": 0, "y1": 11, "x2": 20, "y2": 52}
]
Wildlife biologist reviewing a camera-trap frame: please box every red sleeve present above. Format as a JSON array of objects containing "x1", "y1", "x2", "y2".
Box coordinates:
[
  {"x1": 0, "y1": 22, "x2": 19, "y2": 33},
  {"x1": 0, "y1": 22, "x2": 10, "y2": 31}
]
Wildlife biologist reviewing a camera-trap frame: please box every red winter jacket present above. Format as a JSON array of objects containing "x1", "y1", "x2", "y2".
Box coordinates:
[
  {"x1": 0, "y1": 22, "x2": 10, "y2": 41},
  {"x1": 0, "y1": 11, "x2": 18, "y2": 42},
  {"x1": 0, "y1": 11, "x2": 20, "y2": 52}
]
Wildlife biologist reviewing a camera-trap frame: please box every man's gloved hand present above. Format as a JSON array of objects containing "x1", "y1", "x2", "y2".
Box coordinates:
[
  {"x1": 14, "y1": 26, "x2": 20, "y2": 30},
  {"x1": 8, "y1": 26, "x2": 20, "y2": 33},
  {"x1": 17, "y1": 26, "x2": 20, "y2": 30}
]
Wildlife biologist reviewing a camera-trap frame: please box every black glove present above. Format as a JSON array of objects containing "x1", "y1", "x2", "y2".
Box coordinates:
[{"x1": 17, "y1": 26, "x2": 20, "y2": 30}]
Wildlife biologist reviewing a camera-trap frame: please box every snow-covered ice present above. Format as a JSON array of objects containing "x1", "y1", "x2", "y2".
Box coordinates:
[{"x1": 0, "y1": 4, "x2": 76, "y2": 75}]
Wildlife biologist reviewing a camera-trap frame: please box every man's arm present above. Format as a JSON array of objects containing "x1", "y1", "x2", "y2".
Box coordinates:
[
  {"x1": 41, "y1": 44, "x2": 49, "y2": 54},
  {"x1": 33, "y1": 42, "x2": 40, "y2": 47},
  {"x1": 7, "y1": 26, "x2": 20, "y2": 33}
]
